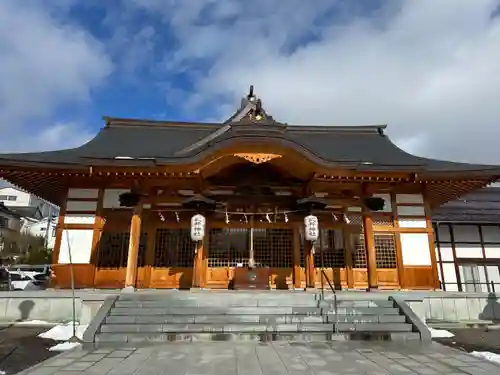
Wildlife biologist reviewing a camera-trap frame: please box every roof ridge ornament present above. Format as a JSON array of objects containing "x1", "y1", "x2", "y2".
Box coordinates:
[{"x1": 225, "y1": 85, "x2": 277, "y2": 124}]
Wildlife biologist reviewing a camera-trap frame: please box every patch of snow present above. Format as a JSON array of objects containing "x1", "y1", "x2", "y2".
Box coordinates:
[
  {"x1": 15, "y1": 320, "x2": 54, "y2": 326},
  {"x1": 0, "y1": 370, "x2": 5, "y2": 375},
  {"x1": 470, "y1": 351, "x2": 500, "y2": 364},
  {"x1": 429, "y1": 327, "x2": 455, "y2": 338},
  {"x1": 48, "y1": 342, "x2": 82, "y2": 352},
  {"x1": 38, "y1": 322, "x2": 88, "y2": 341}
]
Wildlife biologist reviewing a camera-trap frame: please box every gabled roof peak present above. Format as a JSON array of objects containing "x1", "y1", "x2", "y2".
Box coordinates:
[{"x1": 225, "y1": 85, "x2": 281, "y2": 125}]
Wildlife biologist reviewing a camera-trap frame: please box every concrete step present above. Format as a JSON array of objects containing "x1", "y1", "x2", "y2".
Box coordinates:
[
  {"x1": 319, "y1": 300, "x2": 394, "y2": 308},
  {"x1": 336, "y1": 323, "x2": 413, "y2": 332},
  {"x1": 108, "y1": 306, "x2": 400, "y2": 316},
  {"x1": 94, "y1": 331, "x2": 421, "y2": 346},
  {"x1": 100, "y1": 323, "x2": 335, "y2": 334},
  {"x1": 113, "y1": 299, "x2": 393, "y2": 309},
  {"x1": 114, "y1": 300, "x2": 321, "y2": 308},
  {"x1": 105, "y1": 313, "x2": 406, "y2": 325},
  {"x1": 95, "y1": 332, "x2": 343, "y2": 344},
  {"x1": 108, "y1": 306, "x2": 324, "y2": 316},
  {"x1": 117, "y1": 293, "x2": 320, "y2": 303}
]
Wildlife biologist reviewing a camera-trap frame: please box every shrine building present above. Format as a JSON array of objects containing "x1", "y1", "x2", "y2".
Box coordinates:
[{"x1": 1, "y1": 87, "x2": 500, "y2": 291}]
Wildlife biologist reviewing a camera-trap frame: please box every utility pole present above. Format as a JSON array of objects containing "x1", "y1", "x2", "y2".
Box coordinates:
[{"x1": 44, "y1": 205, "x2": 53, "y2": 249}]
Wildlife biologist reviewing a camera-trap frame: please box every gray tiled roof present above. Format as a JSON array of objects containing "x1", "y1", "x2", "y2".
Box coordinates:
[{"x1": 0, "y1": 118, "x2": 499, "y2": 176}]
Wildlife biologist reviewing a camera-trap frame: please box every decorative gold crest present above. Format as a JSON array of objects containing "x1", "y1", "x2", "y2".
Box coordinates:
[{"x1": 233, "y1": 153, "x2": 282, "y2": 164}]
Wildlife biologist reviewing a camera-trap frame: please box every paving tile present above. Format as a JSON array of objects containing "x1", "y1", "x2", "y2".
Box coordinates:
[{"x1": 18, "y1": 341, "x2": 500, "y2": 375}]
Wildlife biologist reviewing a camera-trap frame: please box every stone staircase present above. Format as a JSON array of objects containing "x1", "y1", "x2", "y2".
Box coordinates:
[{"x1": 88, "y1": 291, "x2": 427, "y2": 346}]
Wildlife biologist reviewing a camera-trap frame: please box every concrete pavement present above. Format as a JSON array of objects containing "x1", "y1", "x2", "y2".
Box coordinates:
[{"x1": 16, "y1": 340, "x2": 500, "y2": 375}]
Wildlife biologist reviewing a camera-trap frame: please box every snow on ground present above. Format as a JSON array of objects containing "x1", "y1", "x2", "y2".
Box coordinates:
[
  {"x1": 0, "y1": 370, "x2": 6, "y2": 375},
  {"x1": 38, "y1": 322, "x2": 88, "y2": 351},
  {"x1": 15, "y1": 320, "x2": 54, "y2": 326},
  {"x1": 428, "y1": 327, "x2": 455, "y2": 338},
  {"x1": 470, "y1": 351, "x2": 500, "y2": 364},
  {"x1": 49, "y1": 342, "x2": 82, "y2": 352}
]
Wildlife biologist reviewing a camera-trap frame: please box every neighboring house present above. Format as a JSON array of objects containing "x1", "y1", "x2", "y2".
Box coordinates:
[
  {"x1": 0, "y1": 202, "x2": 22, "y2": 253},
  {"x1": 433, "y1": 182, "x2": 500, "y2": 293},
  {"x1": 22, "y1": 216, "x2": 58, "y2": 249},
  {"x1": 0, "y1": 185, "x2": 59, "y2": 219},
  {"x1": 0, "y1": 202, "x2": 22, "y2": 233},
  {"x1": 0, "y1": 182, "x2": 59, "y2": 250}
]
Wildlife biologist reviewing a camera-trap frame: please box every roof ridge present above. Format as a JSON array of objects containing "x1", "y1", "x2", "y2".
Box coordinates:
[{"x1": 103, "y1": 117, "x2": 221, "y2": 129}]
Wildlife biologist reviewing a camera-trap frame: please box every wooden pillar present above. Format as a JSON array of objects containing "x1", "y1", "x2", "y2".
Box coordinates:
[
  {"x1": 305, "y1": 241, "x2": 315, "y2": 288},
  {"x1": 293, "y1": 225, "x2": 301, "y2": 289},
  {"x1": 362, "y1": 213, "x2": 378, "y2": 290},
  {"x1": 124, "y1": 204, "x2": 143, "y2": 289},
  {"x1": 192, "y1": 239, "x2": 205, "y2": 288},
  {"x1": 343, "y1": 226, "x2": 354, "y2": 289}
]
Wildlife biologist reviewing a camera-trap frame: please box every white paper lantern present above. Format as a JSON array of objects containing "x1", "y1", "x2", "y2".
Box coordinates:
[
  {"x1": 190, "y1": 214, "x2": 206, "y2": 241},
  {"x1": 304, "y1": 214, "x2": 319, "y2": 241}
]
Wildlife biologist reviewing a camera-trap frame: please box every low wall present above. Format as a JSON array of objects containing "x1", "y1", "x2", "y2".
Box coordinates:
[
  {"x1": 397, "y1": 292, "x2": 500, "y2": 324},
  {"x1": 0, "y1": 290, "x2": 116, "y2": 324}
]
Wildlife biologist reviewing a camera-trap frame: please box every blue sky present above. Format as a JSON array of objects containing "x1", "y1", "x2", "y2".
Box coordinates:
[{"x1": 1, "y1": 0, "x2": 500, "y2": 163}]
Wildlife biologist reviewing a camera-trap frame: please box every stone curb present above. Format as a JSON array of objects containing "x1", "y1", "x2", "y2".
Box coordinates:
[
  {"x1": 83, "y1": 295, "x2": 119, "y2": 346},
  {"x1": 389, "y1": 295, "x2": 432, "y2": 343}
]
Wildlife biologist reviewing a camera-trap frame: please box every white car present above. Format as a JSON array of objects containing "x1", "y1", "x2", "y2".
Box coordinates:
[{"x1": 8, "y1": 273, "x2": 42, "y2": 291}]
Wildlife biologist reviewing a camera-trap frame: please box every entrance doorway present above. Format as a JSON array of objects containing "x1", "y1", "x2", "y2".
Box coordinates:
[{"x1": 206, "y1": 226, "x2": 294, "y2": 289}]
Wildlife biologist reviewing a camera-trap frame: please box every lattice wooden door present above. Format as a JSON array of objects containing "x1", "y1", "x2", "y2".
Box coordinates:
[
  {"x1": 149, "y1": 228, "x2": 195, "y2": 288},
  {"x1": 94, "y1": 231, "x2": 148, "y2": 288},
  {"x1": 206, "y1": 228, "x2": 250, "y2": 288}
]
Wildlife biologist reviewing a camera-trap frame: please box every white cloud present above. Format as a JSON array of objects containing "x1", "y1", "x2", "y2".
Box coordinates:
[
  {"x1": 133, "y1": 0, "x2": 500, "y2": 164},
  {"x1": 0, "y1": 1, "x2": 112, "y2": 152}
]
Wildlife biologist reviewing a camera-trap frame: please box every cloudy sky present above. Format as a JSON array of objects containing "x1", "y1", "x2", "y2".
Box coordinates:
[{"x1": 1, "y1": 0, "x2": 500, "y2": 163}]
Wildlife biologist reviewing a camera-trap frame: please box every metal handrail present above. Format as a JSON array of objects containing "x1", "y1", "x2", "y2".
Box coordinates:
[{"x1": 320, "y1": 269, "x2": 338, "y2": 334}]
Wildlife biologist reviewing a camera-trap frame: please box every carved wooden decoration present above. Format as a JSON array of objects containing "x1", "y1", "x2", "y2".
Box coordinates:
[{"x1": 234, "y1": 153, "x2": 282, "y2": 164}]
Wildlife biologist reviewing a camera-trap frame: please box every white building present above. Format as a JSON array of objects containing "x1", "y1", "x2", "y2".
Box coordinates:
[
  {"x1": 0, "y1": 184, "x2": 59, "y2": 219},
  {"x1": 22, "y1": 216, "x2": 58, "y2": 249}
]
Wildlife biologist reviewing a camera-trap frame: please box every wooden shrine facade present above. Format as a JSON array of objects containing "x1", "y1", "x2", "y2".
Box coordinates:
[
  {"x1": 1, "y1": 87, "x2": 500, "y2": 290},
  {"x1": 49, "y1": 182, "x2": 443, "y2": 290}
]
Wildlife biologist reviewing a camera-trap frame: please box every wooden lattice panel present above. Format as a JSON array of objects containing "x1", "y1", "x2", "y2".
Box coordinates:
[
  {"x1": 314, "y1": 229, "x2": 345, "y2": 268},
  {"x1": 254, "y1": 229, "x2": 293, "y2": 268},
  {"x1": 372, "y1": 215, "x2": 394, "y2": 227},
  {"x1": 353, "y1": 233, "x2": 397, "y2": 269},
  {"x1": 207, "y1": 228, "x2": 250, "y2": 267},
  {"x1": 300, "y1": 228, "x2": 345, "y2": 268},
  {"x1": 154, "y1": 229, "x2": 194, "y2": 268},
  {"x1": 228, "y1": 228, "x2": 250, "y2": 267},
  {"x1": 96, "y1": 232, "x2": 147, "y2": 269},
  {"x1": 374, "y1": 234, "x2": 397, "y2": 268},
  {"x1": 353, "y1": 234, "x2": 368, "y2": 268}
]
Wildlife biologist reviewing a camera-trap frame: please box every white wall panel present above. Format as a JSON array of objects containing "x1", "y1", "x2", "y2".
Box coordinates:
[
  {"x1": 397, "y1": 205, "x2": 425, "y2": 216},
  {"x1": 455, "y1": 245, "x2": 483, "y2": 258},
  {"x1": 67, "y1": 188, "x2": 99, "y2": 199},
  {"x1": 58, "y1": 229, "x2": 94, "y2": 264},
  {"x1": 65, "y1": 201, "x2": 97, "y2": 212},
  {"x1": 373, "y1": 194, "x2": 392, "y2": 212},
  {"x1": 395, "y1": 194, "x2": 424, "y2": 204},
  {"x1": 398, "y1": 218, "x2": 427, "y2": 228},
  {"x1": 484, "y1": 246, "x2": 500, "y2": 259},
  {"x1": 452, "y1": 225, "x2": 480, "y2": 243},
  {"x1": 439, "y1": 245, "x2": 454, "y2": 261},
  {"x1": 64, "y1": 214, "x2": 96, "y2": 225},
  {"x1": 400, "y1": 233, "x2": 431, "y2": 266},
  {"x1": 103, "y1": 189, "x2": 130, "y2": 209},
  {"x1": 442, "y1": 263, "x2": 457, "y2": 284},
  {"x1": 481, "y1": 225, "x2": 500, "y2": 243}
]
